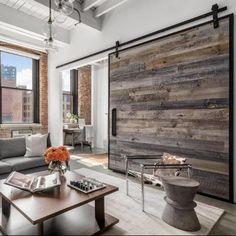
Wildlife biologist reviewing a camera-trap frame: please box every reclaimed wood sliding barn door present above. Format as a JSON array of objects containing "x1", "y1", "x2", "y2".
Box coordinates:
[{"x1": 109, "y1": 15, "x2": 234, "y2": 201}]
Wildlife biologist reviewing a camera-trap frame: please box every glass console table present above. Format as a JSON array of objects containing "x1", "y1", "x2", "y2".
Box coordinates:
[{"x1": 122, "y1": 154, "x2": 192, "y2": 211}]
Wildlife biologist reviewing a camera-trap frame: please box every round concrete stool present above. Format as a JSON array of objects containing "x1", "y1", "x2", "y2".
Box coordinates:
[{"x1": 161, "y1": 176, "x2": 201, "y2": 231}]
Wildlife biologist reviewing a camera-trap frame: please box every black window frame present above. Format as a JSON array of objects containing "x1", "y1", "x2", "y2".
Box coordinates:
[{"x1": 0, "y1": 50, "x2": 40, "y2": 124}]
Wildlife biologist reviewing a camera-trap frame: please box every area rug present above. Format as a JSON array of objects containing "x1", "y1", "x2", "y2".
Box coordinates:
[
  {"x1": 71, "y1": 154, "x2": 108, "y2": 168},
  {"x1": 75, "y1": 168, "x2": 224, "y2": 235}
]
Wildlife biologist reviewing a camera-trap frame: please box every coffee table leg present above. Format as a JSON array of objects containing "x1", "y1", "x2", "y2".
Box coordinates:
[
  {"x1": 37, "y1": 222, "x2": 44, "y2": 236},
  {"x1": 95, "y1": 197, "x2": 105, "y2": 228},
  {"x1": 1, "y1": 197, "x2": 11, "y2": 234},
  {"x1": 2, "y1": 197, "x2": 10, "y2": 217}
]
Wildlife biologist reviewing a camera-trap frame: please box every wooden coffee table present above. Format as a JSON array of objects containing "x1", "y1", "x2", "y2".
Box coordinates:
[{"x1": 0, "y1": 171, "x2": 119, "y2": 235}]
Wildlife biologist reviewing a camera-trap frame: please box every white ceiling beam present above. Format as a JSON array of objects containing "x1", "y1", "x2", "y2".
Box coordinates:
[
  {"x1": 82, "y1": 0, "x2": 103, "y2": 11},
  {"x1": 0, "y1": 32, "x2": 47, "y2": 52},
  {"x1": 32, "y1": 0, "x2": 102, "y2": 31},
  {"x1": 0, "y1": 3, "x2": 70, "y2": 46},
  {"x1": 94, "y1": 0, "x2": 127, "y2": 17}
]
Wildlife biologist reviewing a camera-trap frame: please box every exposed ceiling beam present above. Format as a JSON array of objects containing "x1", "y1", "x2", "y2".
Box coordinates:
[
  {"x1": 82, "y1": 0, "x2": 103, "y2": 11},
  {"x1": 0, "y1": 32, "x2": 47, "y2": 52},
  {"x1": 94, "y1": 0, "x2": 127, "y2": 17},
  {"x1": 32, "y1": 0, "x2": 102, "y2": 31},
  {"x1": 0, "y1": 3, "x2": 70, "y2": 46}
]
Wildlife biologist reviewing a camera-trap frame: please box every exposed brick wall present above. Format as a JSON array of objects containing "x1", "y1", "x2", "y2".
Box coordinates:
[
  {"x1": 78, "y1": 66, "x2": 91, "y2": 125},
  {"x1": 0, "y1": 41, "x2": 48, "y2": 138}
]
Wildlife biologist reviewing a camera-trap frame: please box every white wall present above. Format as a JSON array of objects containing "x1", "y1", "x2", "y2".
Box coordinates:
[
  {"x1": 91, "y1": 63, "x2": 108, "y2": 150},
  {"x1": 48, "y1": 0, "x2": 236, "y2": 201}
]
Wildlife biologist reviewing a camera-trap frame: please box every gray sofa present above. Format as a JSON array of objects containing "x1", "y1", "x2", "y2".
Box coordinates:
[{"x1": 0, "y1": 136, "x2": 51, "y2": 179}]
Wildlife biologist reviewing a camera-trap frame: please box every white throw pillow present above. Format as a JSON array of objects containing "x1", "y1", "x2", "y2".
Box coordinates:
[{"x1": 25, "y1": 133, "x2": 48, "y2": 157}]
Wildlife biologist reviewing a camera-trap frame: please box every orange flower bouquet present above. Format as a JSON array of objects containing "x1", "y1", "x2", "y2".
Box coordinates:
[{"x1": 44, "y1": 146, "x2": 70, "y2": 175}]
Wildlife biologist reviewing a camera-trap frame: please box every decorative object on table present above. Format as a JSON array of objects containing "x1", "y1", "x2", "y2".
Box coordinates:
[
  {"x1": 68, "y1": 177, "x2": 106, "y2": 194},
  {"x1": 154, "y1": 152, "x2": 188, "y2": 177},
  {"x1": 66, "y1": 112, "x2": 79, "y2": 124},
  {"x1": 44, "y1": 146, "x2": 70, "y2": 175},
  {"x1": 4, "y1": 171, "x2": 61, "y2": 193},
  {"x1": 161, "y1": 176, "x2": 201, "y2": 231}
]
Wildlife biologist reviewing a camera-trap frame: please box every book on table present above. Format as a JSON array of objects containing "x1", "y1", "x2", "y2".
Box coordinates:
[{"x1": 4, "y1": 171, "x2": 61, "y2": 193}]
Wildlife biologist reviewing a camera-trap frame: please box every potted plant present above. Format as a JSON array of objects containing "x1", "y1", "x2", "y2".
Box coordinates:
[{"x1": 66, "y1": 113, "x2": 79, "y2": 124}]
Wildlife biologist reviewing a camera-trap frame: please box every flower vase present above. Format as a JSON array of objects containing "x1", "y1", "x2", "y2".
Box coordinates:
[{"x1": 48, "y1": 160, "x2": 69, "y2": 176}]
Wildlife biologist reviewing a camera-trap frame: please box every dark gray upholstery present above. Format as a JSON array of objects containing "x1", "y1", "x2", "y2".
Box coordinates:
[
  {"x1": 0, "y1": 135, "x2": 51, "y2": 176},
  {"x1": 2, "y1": 156, "x2": 47, "y2": 172},
  {"x1": 0, "y1": 161, "x2": 12, "y2": 174},
  {"x1": 0, "y1": 138, "x2": 26, "y2": 159}
]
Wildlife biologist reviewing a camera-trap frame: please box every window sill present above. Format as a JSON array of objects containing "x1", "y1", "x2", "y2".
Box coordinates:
[{"x1": 0, "y1": 123, "x2": 42, "y2": 128}]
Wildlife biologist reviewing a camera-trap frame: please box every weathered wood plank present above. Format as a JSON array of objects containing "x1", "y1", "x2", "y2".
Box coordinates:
[
  {"x1": 116, "y1": 108, "x2": 229, "y2": 121},
  {"x1": 110, "y1": 134, "x2": 226, "y2": 153},
  {"x1": 110, "y1": 19, "x2": 229, "y2": 72},
  {"x1": 116, "y1": 126, "x2": 228, "y2": 143},
  {"x1": 112, "y1": 98, "x2": 229, "y2": 110},
  {"x1": 110, "y1": 55, "x2": 229, "y2": 86},
  {"x1": 111, "y1": 43, "x2": 229, "y2": 78},
  {"x1": 192, "y1": 169, "x2": 229, "y2": 199},
  {"x1": 111, "y1": 77, "x2": 229, "y2": 104},
  {"x1": 109, "y1": 140, "x2": 229, "y2": 163}
]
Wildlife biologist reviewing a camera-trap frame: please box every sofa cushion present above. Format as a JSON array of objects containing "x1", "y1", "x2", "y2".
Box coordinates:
[
  {"x1": 25, "y1": 134, "x2": 48, "y2": 157},
  {"x1": 2, "y1": 156, "x2": 47, "y2": 172},
  {"x1": 0, "y1": 138, "x2": 26, "y2": 159},
  {"x1": 0, "y1": 161, "x2": 12, "y2": 174}
]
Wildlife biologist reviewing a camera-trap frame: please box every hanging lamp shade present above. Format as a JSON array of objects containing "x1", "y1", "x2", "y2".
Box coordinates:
[
  {"x1": 44, "y1": 37, "x2": 58, "y2": 51},
  {"x1": 55, "y1": 10, "x2": 67, "y2": 23},
  {"x1": 55, "y1": 0, "x2": 73, "y2": 16},
  {"x1": 43, "y1": 0, "x2": 57, "y2": 51},
  {"x1": 62, "y1": 1, "x2": 73, "y2": 15},
  {"x1": 42, "y1": 21, "x2": 56, "y2": 38}
]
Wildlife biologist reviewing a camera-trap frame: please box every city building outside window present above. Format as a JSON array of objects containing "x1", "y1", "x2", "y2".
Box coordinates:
[{"x1": 0, "y1": 50, "x2": 39, "y2": 124}]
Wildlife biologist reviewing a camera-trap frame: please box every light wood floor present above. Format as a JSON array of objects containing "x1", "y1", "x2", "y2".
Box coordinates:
[
  {"x1": 70, "y1": 150, "x2": 236, "y2": 235},
  {"x1": 0, "y1": 148, "x2": 235, "y2": 235}
]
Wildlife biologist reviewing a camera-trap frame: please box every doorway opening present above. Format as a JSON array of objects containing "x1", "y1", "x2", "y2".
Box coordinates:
[{"x1": 61, "y1": 59, "x2": 109, "y2": 160}]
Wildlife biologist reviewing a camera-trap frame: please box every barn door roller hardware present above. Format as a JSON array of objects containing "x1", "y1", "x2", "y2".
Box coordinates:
[
  {"x1": 115, "y1": 41, "x2": 120, "y2": 58},
  {"x1": 57, "y1": 5, "x2": 228, "y2": 69},
  {"x1": 212, "y1": 4, "x2": 220, "y2": 28}
]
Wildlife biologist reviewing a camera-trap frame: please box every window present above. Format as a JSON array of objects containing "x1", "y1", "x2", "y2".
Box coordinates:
[
  {"x1": 62, "y1": 70, "x2": 73, "y2": 122},
  {"x1": 62, "y1": 70, "x2": 78, "y2": 123},
  {"x1": 0, "y1": 51, "x2": 39, "y2": 124}
]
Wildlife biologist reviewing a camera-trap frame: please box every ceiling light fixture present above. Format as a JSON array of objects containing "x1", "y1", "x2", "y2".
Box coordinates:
[
  {"x1": 43, "y1": 0, "x2": 82, "y2": 51},
  {"x1": 55, "y1": 0, "x2": 74, "y2": 23},
  {"x1": 54, "y1": 0, "x2": 82, "y2": 25},
  {"x1": 43, "y1": 0, "x2": 57, "y2": 51}
]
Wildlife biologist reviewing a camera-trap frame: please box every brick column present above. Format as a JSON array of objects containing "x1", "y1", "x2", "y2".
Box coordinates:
[{"x1": 78, "y1": 66, "x2": 91, "y2": 125}]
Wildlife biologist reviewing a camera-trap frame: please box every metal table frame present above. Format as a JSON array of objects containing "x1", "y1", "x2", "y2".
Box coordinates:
[{"x1": 122, "y1": 154, "x2": 192, "y2": 211}]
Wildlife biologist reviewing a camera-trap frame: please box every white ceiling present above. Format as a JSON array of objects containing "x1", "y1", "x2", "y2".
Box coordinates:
[
  {"x1": 0, "y1": 0, "x2": 128, "y2": 30},
  {"x1": 0, "y1": 0, "x2": 129, "y2": 50}
]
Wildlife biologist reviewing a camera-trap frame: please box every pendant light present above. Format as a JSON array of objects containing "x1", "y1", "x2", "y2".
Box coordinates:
[
  {"x1": 43, "y1": 0, "x2": 57, "y2": 51},
  {"x1": 54, "y1": 0, "x2": 73, "y2": 23}
]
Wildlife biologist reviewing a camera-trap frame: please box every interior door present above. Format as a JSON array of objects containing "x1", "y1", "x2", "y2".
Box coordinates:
[{"x1": 108, "y1": 15, "x2": 234, "y2": 201}]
